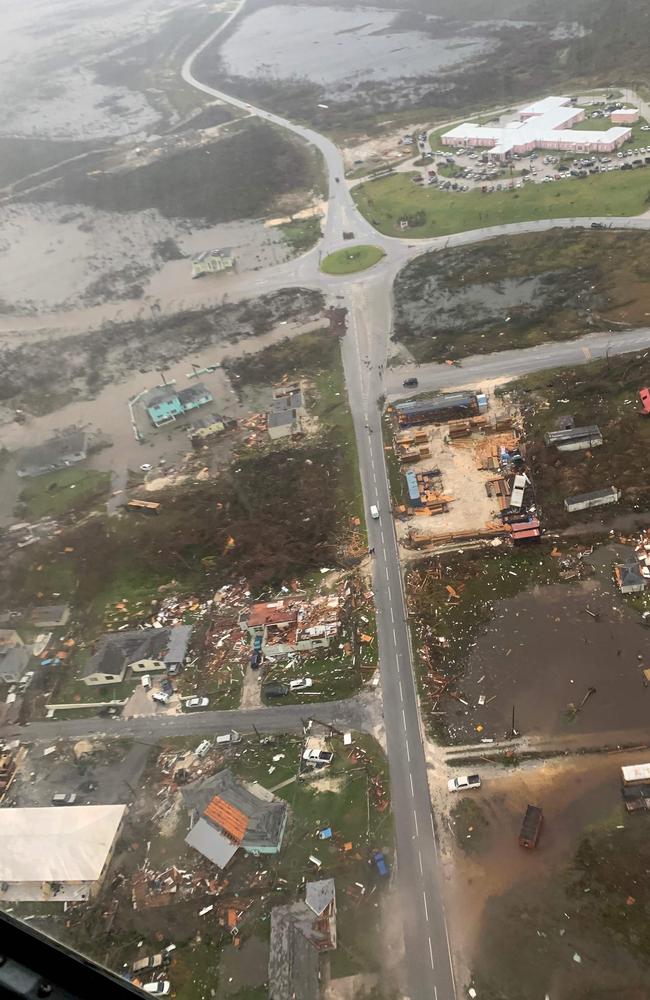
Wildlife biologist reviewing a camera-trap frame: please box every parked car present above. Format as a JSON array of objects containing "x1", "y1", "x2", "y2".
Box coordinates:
[
  {"x1": 160, "y1": 678, "x2": 173, "y2": 696},
  {"x1": 591, "y1": 222, "x2": 606, "y2": 229},
  {"x1": 289, "y1": 677, "x2": 313, "y2": 691},
  {"x1": 184, "y1": 696, "x2": 209, "y2": 709},
  {"x1": 140, "y1": 464, "x2": 152, "y2": 472},
  {"x1": 52, "y1": 792, "x2": 77, "y2": 805},
  {"x1": 370, "y1": 504, "x2": 380, "y2": 519},
  {"x1": 403, "y1": 377, "x2": 418, "y2": 388},
  {"x1": 152, "y1": 691, "x2": 171, "y2": 705},
  {"x1": 142, "y1": 983, "x2": 171, "y2": 996},
  {"x1": 215, "y1": 730, "x2": 241, "y2": 745},
  {"x1": 372, "y1": 849, "x2": 390, "y2": 876},
  {"x1": 195, "y1": 739, "x2": 211, "y2": 756},
  {"x1": 132, "y1": 955, "x2": 164, "y2": 974},
  {"x1": 303, "y1": 748, "x2": 334, "y2": 765},
  {"x1": 263, "y1": 681, "x2": 290, "y2": 698},
  {"x1": 141, "y1": 675, "x2": 152, "y2": 690},
  {"x1": 447, "y1": 774, "x2": 481, "y2": 793}
]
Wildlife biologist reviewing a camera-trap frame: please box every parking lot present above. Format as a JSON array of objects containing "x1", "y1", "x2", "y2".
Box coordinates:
[{"x1": 407, "y1": 101, "x2": 650, "y2": 195}]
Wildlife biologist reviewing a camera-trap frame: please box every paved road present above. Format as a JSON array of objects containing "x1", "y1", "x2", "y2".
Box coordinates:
[
  {"x1": 1, "y1": 698, "x2": 370, "y2": 743},
  {"x1": 384, "y1": 325, "x2": 650, "y2": 399}
]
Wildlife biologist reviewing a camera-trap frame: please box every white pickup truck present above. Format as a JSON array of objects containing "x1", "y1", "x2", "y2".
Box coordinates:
[{"x1": 447, "y1": 774, "x2": 481, "y2": 793}]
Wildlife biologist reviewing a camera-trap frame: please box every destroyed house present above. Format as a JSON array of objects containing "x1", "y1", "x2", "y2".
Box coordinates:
[
  {"x1": 269, "y1": 880, "x2": 337, "y2": 1000},
  {"x1": 544, "y1": 425, "x2": 602, "y2": 451},
  {"x1": 267, "y1": 388, "x2": 305, "y2": 440},
  {"x1": 188, "y1": 413, "x2": 226, "y2": 446},
  {"x1": 30, "y1": 605, "x2": 70, "y2": 628},
  {"x1": 17, "y1": 431, "x2": 87, "y2": 478},
  {"x1": 183, "y1": 769, "x2": 287, "y2": 869},
  {"x1": 615, "y1": 562, "x2": 645, "y2": 594},
  {"x1": 564, "y1": 486, "x2": 620, "y2": 513},
  {"x1": 243, "y1": 596, "x2": 339, "y2": 655},
  {"x1": 395, "y1": 392, "x2": 479, "y2": 427},
  {"x1": 82, "y1": 626, "x2": 191, "y2": 686},
  {"x1": 0, "y1": 647, "x2": 31, "y2": 685}
]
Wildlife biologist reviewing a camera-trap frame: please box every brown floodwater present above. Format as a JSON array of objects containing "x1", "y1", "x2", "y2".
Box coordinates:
[{"x1": 450, "y1": 575, "x2": 649, "y2": 743}]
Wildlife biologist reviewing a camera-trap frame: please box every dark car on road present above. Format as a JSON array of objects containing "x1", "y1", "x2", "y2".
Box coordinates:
[{"x1": 403, "y1": 377, "x2": 419, "y2": 388}]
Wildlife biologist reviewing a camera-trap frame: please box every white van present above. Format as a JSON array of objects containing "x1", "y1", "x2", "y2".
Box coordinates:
[
  {"x1": 141, "y1": 675, "x2": 152, "y2": 690},
  {"x1": 370, "y1": 505, "x2": 379, "y2": 519}
]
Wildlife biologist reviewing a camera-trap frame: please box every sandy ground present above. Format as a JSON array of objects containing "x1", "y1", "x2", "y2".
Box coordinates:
[{"x1": 395, "y1": 392, "x2": 515, "y2": 545}]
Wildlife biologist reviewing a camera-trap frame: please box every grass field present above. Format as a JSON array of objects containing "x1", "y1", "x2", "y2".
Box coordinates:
[
  {"x1": 353, "y1": 165, "x2": 650, "y2": 237},
  {"x1": 321, "y1": 244, "x2": 385, "y2": 274},
  {"x1": 19, "y1": 468, "x2": 111, "y2": 518}
]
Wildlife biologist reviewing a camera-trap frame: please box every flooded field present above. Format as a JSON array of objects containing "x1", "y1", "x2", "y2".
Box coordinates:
[
  {"x1": 462, "y1": 574, "x2": 648, "y2": 742},
  {"x1": 393, "y1": 228, "x2": 650, "y2": 362},
  {"x1": 0, "y1": 202, "x2": 294, "y2": 312},
  {"x1": 409, "y1": 544, "x2": 650, "y2": 745},
  {"x1": 442, "y1": 750, "x2": 650, "y2": 999},
  {"x1": 218, "y1": 4, "x2": 493, "y2": 96},
  {"x1": 0, "y1": 301, "x2": 326, "y2": 525},
  {"x1": 0, "y1": 0, "x2": 203, "y2": 138}
]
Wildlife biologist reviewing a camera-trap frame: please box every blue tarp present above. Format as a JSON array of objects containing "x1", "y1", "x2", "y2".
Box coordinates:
[{"x1": 405, "y1": 470, "x2": 420, "y2": 503}]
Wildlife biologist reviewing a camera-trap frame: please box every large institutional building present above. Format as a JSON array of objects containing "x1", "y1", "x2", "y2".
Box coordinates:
[{"x1": 441, "y1": 96, "x2": 634, "y2": 161}]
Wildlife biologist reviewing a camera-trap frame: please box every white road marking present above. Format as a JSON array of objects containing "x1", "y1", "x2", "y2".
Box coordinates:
[
  {"x1": 418, "y1": 848, "x2": 423, "y2": 874},
  {"x1": 406, "y1": 741, "x2": 410, "y2": 763},
  {"x1": 430, "y1": 942, "x2": 436, "y2": 973},
  {"x1": 444, "y1": 917, "x2": 457, "y2": 997},
  {"x1": 385, "y1": 566, "x2": 390, "y2": 583},
  {"x1": 413, "y1": 809, "x2": 419, "y2": 836},
  {"x1": 422, "y1": 889, "x2": 429, "y2": 922},
  {"x1": 410, "y1": 773, "x2": 415, "y2": 795},
  {"x1": 398, "y1": 679, "x2": 403, "y2": 698},
  {"x1": 402, "y1": 707, "x2": 407, "y2": 727},
  {"x1": 392, "y1": 627, "x2": 397, "y2": 644},
  {"x1": 390, "y1": 607, "x2": 395, "y2": 624}
]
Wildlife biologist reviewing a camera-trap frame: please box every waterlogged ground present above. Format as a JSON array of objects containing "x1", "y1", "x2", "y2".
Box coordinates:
[
  {"x1": 443, "y1": 751, "x2": 650, "y2": 1000},
  {"x1": 218, "y1": 4, "x2": 493, "y2": 96}
]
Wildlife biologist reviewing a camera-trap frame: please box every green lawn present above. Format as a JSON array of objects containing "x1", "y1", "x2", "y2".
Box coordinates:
[
  {"x1": 19, "y1": 468, "x2": 111, "y2": 518},
  {"x1": 321, "y1": 245, "x2": 385, "y2": 274},
  {"x1": 353, "y1": 166, "x2": 650, "y2": 238},
  {"x1": 278, "y1": 216, "x2": 322, "y2": 254}
]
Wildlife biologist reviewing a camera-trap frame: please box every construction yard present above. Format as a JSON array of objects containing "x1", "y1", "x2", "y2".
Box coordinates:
[
  {"x1": 4, "y1": 729, "x2": 395, "y2": 999},
  {"x1": 437, "y1": 747, "x2": 650, "y2": 1000},
  {"x1": 384, "y1": 389, "x2": 538, "y2": 553}
]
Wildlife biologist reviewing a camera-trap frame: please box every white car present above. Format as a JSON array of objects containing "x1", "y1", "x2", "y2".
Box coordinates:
[
  {"x1": 448, "y1": 774, "x2": 481, "y2": 793},
  {"x1": 370, "y1": 504, "x2": 379, "y2": 519},
  {"x1": 143, "y1": 984, "x2": 171, "y2": 996},
  {"x1": 152, "y1": 691, "x2": 171, "y2": 705},
  {"x1": 184, "y1": 696, "x2": 209, "y2": 709},
  {"x1": 140, "y1": 463, "x2": 152, "y2": 472},
  {"x1": 289, "y1": 677, "x2": 313, "y2": 691}
]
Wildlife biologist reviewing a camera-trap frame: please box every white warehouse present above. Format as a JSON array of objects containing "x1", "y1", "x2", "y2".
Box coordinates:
[{"x1": 442, "y1": 96, "x2": 631, "y2": 161}]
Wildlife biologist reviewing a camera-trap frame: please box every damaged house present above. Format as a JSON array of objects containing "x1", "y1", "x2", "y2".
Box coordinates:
[
  {"x1": 268, "y1": 879, "x2": 337, "y2": 1000},
  {"x1": 242, "y1": 595, "x2": 339, "y2": 657},
  {"x1": 81, "y1": 625, "x2": 191, "y2": 687},
  {"x1": 183, "y1": 769, "x2": 288, "y2": 869}
]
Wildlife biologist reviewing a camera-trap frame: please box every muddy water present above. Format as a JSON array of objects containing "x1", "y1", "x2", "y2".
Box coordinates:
[
  {"x1": 0, "y1": 317, "x2": 322, "y2": 525},
  {"x1": 0, "y1": 204, "x2": 293, "y2": 313},
  {"x1": 453, "y1": 577, "x2": 649, "y2": 742},
  {"x1": 445, "y1": 749, "x2": 650, "y2": 996},
  {"x1": 219, "y1": 5, "x2": 493, "y2": 92}
]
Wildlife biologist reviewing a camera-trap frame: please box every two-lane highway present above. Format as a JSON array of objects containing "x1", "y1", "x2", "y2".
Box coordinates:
[{"x1": 342, "y1": 282, "x2": 457, "y2": 999}]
